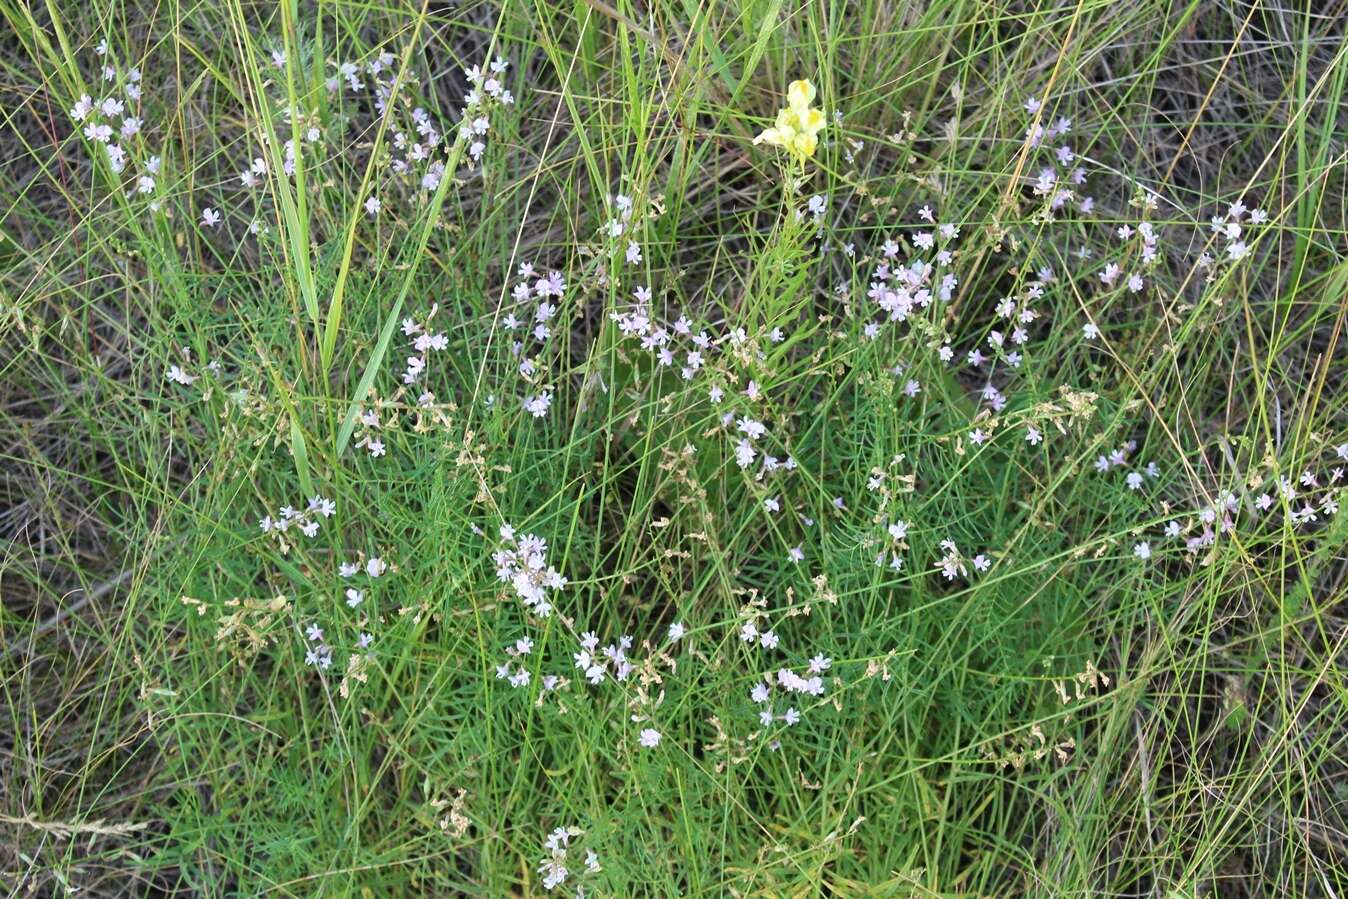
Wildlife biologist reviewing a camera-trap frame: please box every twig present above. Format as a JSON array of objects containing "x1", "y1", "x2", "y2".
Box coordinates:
[{"x1": 0, "y1": 812, "x2": 149, "y2": 840}]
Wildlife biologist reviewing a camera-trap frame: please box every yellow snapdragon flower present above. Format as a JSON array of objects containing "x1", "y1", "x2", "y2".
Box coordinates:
[{"x1": 753, "y1": 79, "x2": 826, "y2": 160}]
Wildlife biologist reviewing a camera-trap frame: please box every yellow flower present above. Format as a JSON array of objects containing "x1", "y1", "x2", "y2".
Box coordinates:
[{"x1": 753, "y1": 79, "x2": 826, "y2": 161}]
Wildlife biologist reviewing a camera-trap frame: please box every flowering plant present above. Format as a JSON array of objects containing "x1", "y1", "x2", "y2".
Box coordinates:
[{"x1": 753, "y1": 79, "x2": 826, "y2": 161}]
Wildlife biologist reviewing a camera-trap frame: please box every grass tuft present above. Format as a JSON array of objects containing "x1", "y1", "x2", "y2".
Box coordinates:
[{"x1": 1, "y1": 0, "x2": 1346, "y2": 895}]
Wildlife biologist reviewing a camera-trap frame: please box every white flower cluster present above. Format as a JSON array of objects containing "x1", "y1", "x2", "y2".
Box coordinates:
[
  {"x1": 460, "y1": 56, "x2": 514, "y2": 164},
  {"x1": 350, "y1": 305, "x2": 456, "y2": 460},
  {"x1": 303, "y1": 622, "x2": 334, "y2": 669},
  {"x1": 572, "y1": 631, "x2": 635, "y2": 685},
  {"x1": 400, "y1": 307, "x2": 449, "y2": 386},
  {"x1": 749, "y1": 654, "x2": 832, "y2": 728},
  {"x1": 1135, "y1": 444, "x2": 1348, "y2": 563},
  {"x1": 1023, "y1": 98, "x2": 1093, "y2": 214},
  {"x1": 1206, "y1": 198, "x2": 1269, "y2": 265},
  {"x1": 537, "y1": 826, "x2": 600, "y2": 893},
  {"x1": 610, "y1": 283, "x2": 718, "y2": 382},
  {"x1": 492, "y1": 525, "x2": 567, "y2": 617},
  {"x1": 874, "y1": 519, "x2": 910, "y2": 571},
  {"x1": 935, "y1": 538, "x2": 991, "y2": 581},
  {"x1": 353, "y1": 406, "x2": 387, "y2": 458},
  {"x1": 604, "y1": 191, "x2": 634, "y2": 238},
  {"x1": 295, "y1": 552, "x2": 381, "y2": 684},
  {"x1": 164, "y1": 349, "x2": 221, "y2": 389},
  {"x1": 335, "y1": 48, "x2": 457, "y2": 192},
  {"x1": 501, "y1": 263, "x2": 567, "y2": 419},
  {"x1": 861, "y1": 209, "x2": 959, "y2": 337},
  {"x1": 732, "y1": 600, "x2": 836, "y2": 744},
  {"x1": 302, "y1": 622, "x2": 373, "y2": 672},
  {"x1": 1093, "y1": 440, "x2": 1139, "y2": 472},
  {"x1": 259, "y1": 494, "x2": 335, "y2": 540},
  {"x1": 69, "y1": 41, "x2": 160, "y2": 200},
  {"x1": 495, "y1": 635, "x2": 537, "y2": 689},
  {"x1": 983, "y1": 281, "x2": 1044, "y2": 371},
  {"x1": 339, "y1": 556, "x2": 388, "y2": 579}
]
